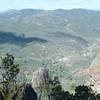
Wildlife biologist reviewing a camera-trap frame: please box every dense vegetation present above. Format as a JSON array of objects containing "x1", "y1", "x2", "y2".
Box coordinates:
[{"x1": 0, "y1": 54, "x2": 100, "y2": 100}]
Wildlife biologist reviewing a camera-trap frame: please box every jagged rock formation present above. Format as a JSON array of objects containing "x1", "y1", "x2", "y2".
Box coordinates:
[
  {"x1": 31, "y1": 68, "x2": 51, "y2": 100},
  {"x1": 31, "y1": 68, "x2": 51, "y2": 93},
  {"x1": 89, "y1": 53, "x2": 100, "y2": 93}
]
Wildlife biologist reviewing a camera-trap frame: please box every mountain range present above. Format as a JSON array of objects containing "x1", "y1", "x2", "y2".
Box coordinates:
[{"x1": 0, "y1": 9, "x2": 100, "y2": 91}]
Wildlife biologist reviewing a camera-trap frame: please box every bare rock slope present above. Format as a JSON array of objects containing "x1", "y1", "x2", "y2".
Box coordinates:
[{"x1": 89, "y1": 53, "x2": 100, "y2": 93}]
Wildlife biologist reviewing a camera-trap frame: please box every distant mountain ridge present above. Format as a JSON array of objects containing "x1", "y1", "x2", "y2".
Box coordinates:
[
  {"x1": 0, "y1": 9, "x2": 100, "y2": 39},
  {"x1": 0, "y1": 8, "x2": 100, "y2": 48}
]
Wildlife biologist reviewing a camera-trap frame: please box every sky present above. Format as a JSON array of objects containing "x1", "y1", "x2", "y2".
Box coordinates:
[{"x1": 0, "y1": 0, "x2": 100, "y2": 12}]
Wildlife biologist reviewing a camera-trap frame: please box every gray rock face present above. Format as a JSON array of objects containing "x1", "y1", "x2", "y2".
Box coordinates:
[
  {"x1": 89, "y1": 53, "x2": 100, "y2": 93},
  {"x1": 31, "y1": 68, "x2": 51, "y2": 93}
]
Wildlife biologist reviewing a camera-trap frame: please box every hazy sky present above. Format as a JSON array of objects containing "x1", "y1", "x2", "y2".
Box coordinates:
[{"x1": 0, "y1": 0, "x2": 100, "y2": 12}]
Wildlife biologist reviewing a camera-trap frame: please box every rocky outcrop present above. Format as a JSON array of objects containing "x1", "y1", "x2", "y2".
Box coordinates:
[
  {"x1": 31, "y1": 68, "x2": 51, "y2": 100},
  {"x1": 89, "y1": 53, "x2": 100, "y2": 93},
  {"x1": 31, "y1": 68, "x2": 51, "y2": 93}
]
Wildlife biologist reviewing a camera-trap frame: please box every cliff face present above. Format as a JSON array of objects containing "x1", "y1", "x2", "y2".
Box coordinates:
[
  {"x1": 31, "y1": 68, "x2": 51, "y2": 93},
  {"x1": 89, "y1": 53, "x2": 100, "y2": 93}
]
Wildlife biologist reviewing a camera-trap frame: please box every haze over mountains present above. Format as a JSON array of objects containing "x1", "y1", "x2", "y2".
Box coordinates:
[{"x1": 0, "y1": 9, "x2": 100, "y2": 90}]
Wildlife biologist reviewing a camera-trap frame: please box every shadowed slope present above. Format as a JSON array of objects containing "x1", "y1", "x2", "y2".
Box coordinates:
[{"x1": 0, "y1": 32, "x2": 48, "y2": 45}]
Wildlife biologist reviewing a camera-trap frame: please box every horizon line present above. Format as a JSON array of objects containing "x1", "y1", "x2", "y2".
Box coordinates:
[{"x1": 0, "y1": 7, "x2": 100, "y2": 13}]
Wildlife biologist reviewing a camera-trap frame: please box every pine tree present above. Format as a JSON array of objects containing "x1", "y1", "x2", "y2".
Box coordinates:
[
  {"x1": 1, "y1": 53, "x2": 19, "y2": 91},
  {"x1": 74, "y1": 85, "x2": 96, "y2": 100},
  {"x1": 0, "y1": 53, "x2": 20, "y2": 100},
  {"x1": 48, "y1": 76, "x2": 62, "y2": 100},
  {"x1": 48, "y1": 76, "x2": 73, "y2": 100}
]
